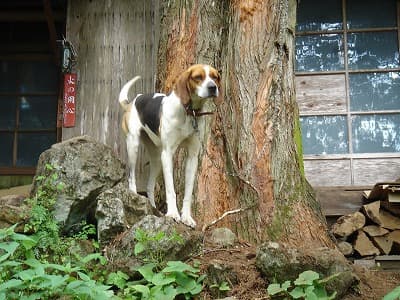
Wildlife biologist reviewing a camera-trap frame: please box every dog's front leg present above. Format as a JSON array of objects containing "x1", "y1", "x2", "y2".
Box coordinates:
[
  {"x1": 161, "y1": 148, "x2": 181, "y2": 222},
  {"x1": 181, "y1": 137, "x2": 201, "y2": 228}
]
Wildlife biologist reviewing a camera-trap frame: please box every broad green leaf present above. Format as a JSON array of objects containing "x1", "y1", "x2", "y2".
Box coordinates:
[
  {"x1": 282, "y1": 280, "x2": 291, "y2": 290},
  {"x1": 134, "y1": 242, "x2": 146, "y2": 256},
  {"x1": 162, "y1": 261, "x2": 198, "y2": 274},
  {"x1": 0, "y1": 279, "x2": 23, "y2": 291},
  {"x1": 77, "y1": 271, "x2": 91, "y2": 281},
  {"x1": 107, "y1": 271, "x2": 129, "y2": 289},
  {"x1": 304, "y1": 289, "x2": 318, "y2": 300},
  {"x1": 81, "y1": 253, "x2": 106, "y2": 264},
  {"x1": 138, "y1": 263, "x2": 156, "y2": 282},
  {"x1": 151, "y1": 272, "x2": 176, "y2": 286},
  {"x1": 289, "y1": 286, "x2": 306, "y2": 299},
  {"x1": 132, "y1": 285, "x2": 150, "y2": 299},
  {"x1": 11, "y1": 234, "x2": 37, "y2": 250},
  {"x1": 267, "y1": 283, "x2": 285, "y2": 295},
  {"x1": 15, "y1": 269, "x2": 36, "y2": 281},
  {"x1": 163, "y1": 285, "x2": 178, "y2": 299},
  {"x1": 294, "y1": 270, "x2": 320, "y2": 286},
  {"x1": 384, "y1": 286, "x2": 400, "y2": 300},
  {"x1": 0, "y1": 241, "x2": 19, "y2": 262},
  {"x1": 219, "y1": 281, "x2": 231, "y2": 291}
]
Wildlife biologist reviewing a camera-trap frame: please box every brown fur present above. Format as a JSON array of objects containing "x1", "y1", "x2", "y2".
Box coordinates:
[{"x1": 174, "y1": 64, "x2": 223, "y2": 106}]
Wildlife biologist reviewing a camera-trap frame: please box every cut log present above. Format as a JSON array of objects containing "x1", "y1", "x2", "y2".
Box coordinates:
[
  {"x1": 337, "y1": 241, "x2": 353, "y2": 256},
  {"x1": 362, "y1": 201, "x2": 381, "y2": 225},
  {"x1": 354, "y1": 230, "x2": 380, "y2": 257},
  {"x1": 388, "y1": 230, "x2": 400, "y2": 245},
  {"x1": 362, "y1": 201, "x2": 400, "y2": 230},
  {"x1": 372, "y1": 235, "x2": 393, "y2": 255},
  {"x1": 363, "y1": 225, "x2": 389, "y2": 237},
  {"x1": 379, "y1": 209, "x2": 400, "y2": 230},
  {"x1": 331, "y1": 212, "x2": 366, "y2": 238}
]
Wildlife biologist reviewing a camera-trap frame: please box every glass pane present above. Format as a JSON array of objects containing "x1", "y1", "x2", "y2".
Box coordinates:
[
  {"x1": 296, "y1": 34, "x2": 344, "y2": 72},
  {"x1": 350, "y1": 72, "x2": 400, "y2": 111},
  {"x1": 347, "y1": 0, "x2": 397, "y2": 29},
  {"x1": 300, "y1": 116, "x2": 349, "y2": 154},
  {"x1": 19, "y1": 96, "x2": 58, "y2": 129},
  {"x1": 0, "y1": 133, "x2": 13, "y2": 166},
  {"x1": 18, "y1": 61, "x2": 59, "y2": 93},
  {"x1": 352, "y1": 114, "x2": 400, "y2": 153},
  {"x1": 296, "y1": 0, "x2": 342, "y2": 32},
  {"x1": 17, "y1": 133, "x2": 56, "y2": 167},
  {"x1": 0, "y1": 61, "x2": 18, "y2": 92},
  {"x1": 0, "y1": 96, "x2": 17, "y2": 129},
  {"x1": 347, "y1": 32, "x2": 399, "y2": 70}
]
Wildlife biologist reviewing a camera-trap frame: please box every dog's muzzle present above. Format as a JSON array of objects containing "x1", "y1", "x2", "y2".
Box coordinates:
[{"x1": 207, "y1": 83, "x2": 218, "y2": 97}]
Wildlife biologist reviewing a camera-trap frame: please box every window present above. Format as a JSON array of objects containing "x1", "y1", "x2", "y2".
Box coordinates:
[
  {"x1": 296, "y1": 0, "x2": 400, "y2": 186},
  {"x1": 0, "y1": 15, "x2": 64, "y2": 175}
]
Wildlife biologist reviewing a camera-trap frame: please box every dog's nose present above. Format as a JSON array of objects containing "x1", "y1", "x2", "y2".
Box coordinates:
[{"x1": 207, "y1": 84, "x2": 217, "y2": 96}]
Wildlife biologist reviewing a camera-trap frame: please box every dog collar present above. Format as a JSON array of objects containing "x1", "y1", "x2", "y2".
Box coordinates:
[{"x1": 184, "y1": 104, "x2": 214, "y2": 117}]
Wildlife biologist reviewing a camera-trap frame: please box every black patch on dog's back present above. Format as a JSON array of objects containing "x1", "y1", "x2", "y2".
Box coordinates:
[{"x1": 135, "y1": 94, "x2": 164, "y2": 135}]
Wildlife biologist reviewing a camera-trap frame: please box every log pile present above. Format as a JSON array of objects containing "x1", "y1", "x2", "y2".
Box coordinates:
[{"x1": 331, "y1": 183, "x2": 400, "y2": 258}]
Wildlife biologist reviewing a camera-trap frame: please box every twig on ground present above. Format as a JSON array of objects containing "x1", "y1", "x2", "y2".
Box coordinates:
[{"x1": 202, "y1": 207, "x2": 249, "y2": 232}]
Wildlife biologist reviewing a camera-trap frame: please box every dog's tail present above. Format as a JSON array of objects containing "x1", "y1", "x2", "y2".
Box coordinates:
[{"x1": 118, "y1": 76, "x2": 141, "y2": 111}]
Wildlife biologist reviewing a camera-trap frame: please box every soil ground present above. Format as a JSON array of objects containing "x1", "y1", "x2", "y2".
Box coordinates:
[{"x1": 196, "y1": 241, "x2": 400, "y2": 300}]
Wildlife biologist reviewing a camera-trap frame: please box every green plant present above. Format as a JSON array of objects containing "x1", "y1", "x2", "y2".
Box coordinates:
[
  {"x1": 24, "y1": 164, "x2": 65, "y2": 255},
  {"x1": 122, "y1": 261, "x2": 205, "y2": 300},
  {"x1": 267, "y1": 270, "x2": 338, "y2": 300},
  {"x1": 384, "y1": 286, "x2": 400, "y2": 300},
  {"x1": 0, "y1": 224, "x2": 114, "y2": 300}
]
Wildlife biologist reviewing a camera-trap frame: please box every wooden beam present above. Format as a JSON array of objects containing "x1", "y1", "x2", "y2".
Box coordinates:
[
  {"x1": 0, "y1": 10, "x2": 65, "y2": 22},
  {"x1": 43, "y1": 0, "x2": 60, "y2": 65}
]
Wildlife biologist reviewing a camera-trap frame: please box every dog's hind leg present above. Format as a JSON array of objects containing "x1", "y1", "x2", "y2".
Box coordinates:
[
  {"x1": 146, "y1": 146, "x2": 161, "y2": 208},
  {"x1": 126, "y1": 133, "x2": 140, "y2": 193},
  {"x1": 180, "y1": 136, "x2": 201, "y2": 228}
]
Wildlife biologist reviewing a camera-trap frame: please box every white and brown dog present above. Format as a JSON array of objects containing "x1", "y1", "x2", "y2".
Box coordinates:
[{"x1": 118, "y1": 64, "x2": 222, "y2": 227}]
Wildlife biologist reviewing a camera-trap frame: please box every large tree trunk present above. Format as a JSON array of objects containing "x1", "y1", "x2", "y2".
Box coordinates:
[{"x1": 157, "y1": 0, "x2": 335, "y2": 248}]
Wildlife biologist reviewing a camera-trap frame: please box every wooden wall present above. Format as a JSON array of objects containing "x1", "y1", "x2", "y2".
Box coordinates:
[{"x1": 64, "y1": 0, "x2": 159, "y2": 189}]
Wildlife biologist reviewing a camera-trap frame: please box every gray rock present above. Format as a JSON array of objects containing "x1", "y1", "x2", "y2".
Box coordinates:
[
  {"x1": 105, "y1": 215, "x2": 203, "y2": 276},
  {"x1": 210, "y1": 227, "x2": 237, "y2": 247},
  {"x1": 256, "y1": 242, "x2": 357, "y2": 299},
  {"x1": 31, "y1": 135, "x2": 126, "y2": 234},
  {"x1": 95, "y1": 182, "x2": 155, "y2": 247},
  {"x1": 206, "y1": 259, "x2": 237, "y2": 298},
  {"x1": 0, "y1": 195, "x2": 29, "y2": 232}
]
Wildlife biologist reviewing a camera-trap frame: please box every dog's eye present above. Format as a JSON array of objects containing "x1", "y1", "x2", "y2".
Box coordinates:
[{"x1": 192, "y1": 74, "x2": 203, "y2": 81}]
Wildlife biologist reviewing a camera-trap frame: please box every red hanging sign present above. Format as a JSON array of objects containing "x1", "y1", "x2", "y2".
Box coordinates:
[{"x1": 63, "y1": 73, "x2": 77, "y2": 127}]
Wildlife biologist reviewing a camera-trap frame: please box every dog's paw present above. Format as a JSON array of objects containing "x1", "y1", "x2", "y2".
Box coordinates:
[
  {"x1": 181, "y1": 215, "x2": 197, "y2": 228},
  {"x1": 165, "y1": 211, "x2": 181, "y2": 222}
]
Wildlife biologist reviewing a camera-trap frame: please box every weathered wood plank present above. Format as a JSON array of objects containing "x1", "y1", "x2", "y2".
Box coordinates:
[
  {"x1": 296, "y1": 74, "x2": 346, "y2": 114},
  {"x1": 65, "y1": 0, "x2": 160, "y2": 191},
  {"x1": 304, "y1": 159, "x2": 351, "y2": 186},
  {"x1": 353, "y1": 158, "x2": 400, "y2": 186},
  {"x1": 314, "y1": 186, "x2": 365, "y2": 216}
]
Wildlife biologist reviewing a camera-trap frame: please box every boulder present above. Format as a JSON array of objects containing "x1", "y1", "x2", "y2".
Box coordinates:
[
  {"x1": 0, "y1": 195, "x2": 29, "y2": 232},
  {"x1": 31, "y1": 135, "x2": 126, "y2": 234},
  {"x1": 95, "y1": 182, "x2": 156, "y2": 247},
  {"x1": 256, "y1": 242, "x2": 357, "y2": 299},
  {"x1": 104, "y1": 215, "x2": 203, "y2": 276},
  {"x1": 210, "y1": 227, "x2": 237, "y2": 248}
]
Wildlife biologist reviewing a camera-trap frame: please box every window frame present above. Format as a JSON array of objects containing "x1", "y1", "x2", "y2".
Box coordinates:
[
  {"x1": 0, "y1": 54, "x2": 62, "y2": 176},
  {"x1": 296, "y1": 0, "x2": 400, "y2": 185}
]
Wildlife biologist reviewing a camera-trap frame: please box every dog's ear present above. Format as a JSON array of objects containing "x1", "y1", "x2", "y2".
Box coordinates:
[{"x1": 174, "y1": 69, "x2": 192, "y2": 106}]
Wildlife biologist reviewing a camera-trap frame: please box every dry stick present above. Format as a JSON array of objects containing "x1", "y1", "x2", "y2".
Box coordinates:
[{"x1": 202, "y1": 207, "x2": 248, "y2": 232}]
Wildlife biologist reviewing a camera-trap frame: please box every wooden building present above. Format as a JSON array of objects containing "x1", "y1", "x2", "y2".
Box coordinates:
[{"x1": 1, "y1": 0, "x2": 399, "y2": 200}]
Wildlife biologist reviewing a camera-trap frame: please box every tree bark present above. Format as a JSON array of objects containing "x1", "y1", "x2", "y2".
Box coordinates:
[{"x1": 157, "y1": 0, "x2": 335, "y2": 248}]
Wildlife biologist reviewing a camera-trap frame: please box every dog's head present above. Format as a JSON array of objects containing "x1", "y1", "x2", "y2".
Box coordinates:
[{"x1": 175, "y1": 64, "x2": 223, "y2": 107}]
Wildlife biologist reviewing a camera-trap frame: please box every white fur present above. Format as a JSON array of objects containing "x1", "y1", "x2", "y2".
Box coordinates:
[{"x1": 119, "y1": 66, "x2": 219, "y2": 228}]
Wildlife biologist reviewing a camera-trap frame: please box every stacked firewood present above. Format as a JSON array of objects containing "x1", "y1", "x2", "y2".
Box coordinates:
[{"x1": 331, "y1": 197, "x2": 400, "y2": 257}]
